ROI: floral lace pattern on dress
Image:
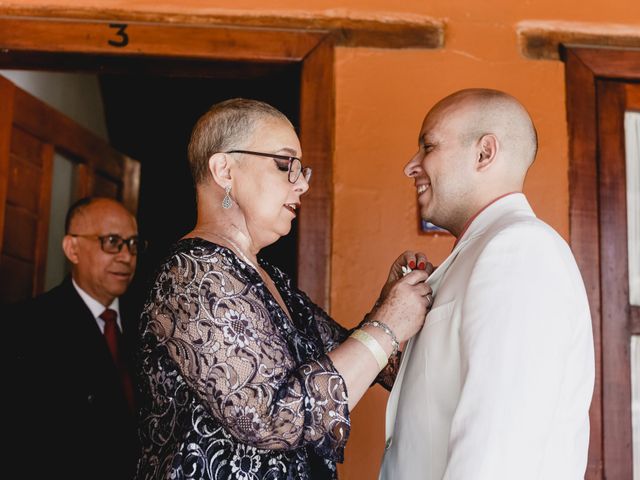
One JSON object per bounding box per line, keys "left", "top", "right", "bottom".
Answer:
{"left": 137, "top": 238, "right": 357, "bottom": 480}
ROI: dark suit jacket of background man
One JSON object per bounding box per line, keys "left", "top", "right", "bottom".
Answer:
{"left": 6, "top": 275, "right": 141, "bottom": 479}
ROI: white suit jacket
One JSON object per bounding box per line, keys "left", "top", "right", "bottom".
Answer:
{"left": 380, "top": 194, "right": 594, "bottom": 480}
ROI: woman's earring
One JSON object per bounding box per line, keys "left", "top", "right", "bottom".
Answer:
{"left": 222, "top": 185, "right": 233, "bottom": 209}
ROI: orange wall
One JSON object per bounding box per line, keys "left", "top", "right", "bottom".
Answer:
{"left": 331, "top": 6, "right": 636, "bottom": 480}
{"left": 333, "top": 46, "right": 569, "bottom": 480}
{"left": 8, "top": 1, "right": 640, "bottom": 478}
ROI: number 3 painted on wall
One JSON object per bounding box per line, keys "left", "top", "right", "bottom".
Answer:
{"left": 108, "top": 24, "right": 129, "bottom": 48}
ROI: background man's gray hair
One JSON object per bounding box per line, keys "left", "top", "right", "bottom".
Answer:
{"left": 187, "top": 98, "right": 291, "bottom": 186}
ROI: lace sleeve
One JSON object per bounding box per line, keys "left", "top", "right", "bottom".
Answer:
{"left": 146, "top": 253, "right": 349, "bottom": 459}
{"left": 310, "top": 303, "right": 350, "bottom": 353}
{"left": 375, "top": 350, "right": 401, "bottom": 391}
{"left": 300, "top": 290, "right": 400, "bottom": 391}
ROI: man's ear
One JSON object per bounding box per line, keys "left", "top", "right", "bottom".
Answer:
{"left": 476, "top": 134, "right": 498, "bottom": 171}
{"left": 62, "top": 235, "right": 79, "bottom": 264}
{"left": 207, "top": 152, "right": 233, "bottom": 189}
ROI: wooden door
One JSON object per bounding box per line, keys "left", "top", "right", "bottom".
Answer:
{"left": 597, "top": 81, "right": 640, "bottom": 480}
{"left": 564, "top": 46, "right": 640, "bottom": 479}
{"left": 0, "top": 75, "right": 140, "bottom": 303}
{"left": 0, "top": 15, "right": 335, "bottom": 310}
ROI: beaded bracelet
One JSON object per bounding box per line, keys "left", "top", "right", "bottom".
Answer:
{"left": 361, "top": 319, "right": 400, "bottom": 357}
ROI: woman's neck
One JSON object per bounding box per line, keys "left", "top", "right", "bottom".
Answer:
{"left": 189, "top": 220, "right": 292, "bottom": 321}
{"left": 188, "top": 222, "right": 259, "bottom": 269}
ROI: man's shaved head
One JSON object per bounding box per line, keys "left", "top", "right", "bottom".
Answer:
{"left": 429, "top": 88, "right": 538, "bottom": 174}
{"left": 405, "top": 88, "right": 539, "bottom": 236}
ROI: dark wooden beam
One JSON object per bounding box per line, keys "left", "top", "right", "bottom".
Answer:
{"left": 563, "top": 46, "right": 603, "bottom": 480}
{"left": 597, "top": 79, "right": 634, "bottom": 480}
{"left": 0, "top": 77, "right": 14, "bottom": 254}
{"left": 0, "top": 16, "right": 324, "bottom": 63}
{"left": 0, "top": 6, "right": 444, "bottom": 49}
{"left": 298, "top": 38, "right": 334, "bottom": 311}
{"left": 519, "top": 22, "right": 640, "bottom": 60}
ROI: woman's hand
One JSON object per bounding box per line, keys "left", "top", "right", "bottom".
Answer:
{"left": 377, "top": 251, "right": 434, "bottom": 313}
{"left": 327, "top": 254, "right": 433, "bottom": 410}
{"left": 371, "top": 268, "right": 432, "bottom": 343}
{"left": 327, "top": 251, "right": 434, "bottom": 411}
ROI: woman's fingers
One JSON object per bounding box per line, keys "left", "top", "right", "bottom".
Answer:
{"left": 400, "top": 272, "right": 434, "bottom": 308}
{"left": 426, "top": 292, "right": 434, "bottom": 309}
{"left": 414, "top": 252, "right": 428, "bottom": 271}
{"left": 392, "top": 250, "right": 417, "bottom": 272}
{"left": 413, "top": 253, "right": 434, "bottom": 273}
{"left": 413, "top": 283, "right": 433, "bottom": 307}
{"left": 388, "top": 251, "right": 433, "bottom": 283}
{"left": 398, "top": 251, "right": 432, "bottom": 273}
{"left": 401, "top": 269, "right": 430, "bottom": 285}
{"left": 403, "top": 251, "right": 418, "bottom": 270}
{"left": 414, "top": 282, "right": 432, "bottom": 296}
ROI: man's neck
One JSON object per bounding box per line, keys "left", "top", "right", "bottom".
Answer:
{"left": 453, "top": 191, "right": 521, "bottom": 247}
{"left": 72, "top": 277, "right": 118, "bottom": 314}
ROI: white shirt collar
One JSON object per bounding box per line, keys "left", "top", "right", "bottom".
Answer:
{"left": 457, "top": 193, "right": 535, "bottom": 245}
{"left": 427, "top": 193, "right": 535, "bottom": 296}
{"left": 72, "top": 278, "right": 122, "bottom": 332}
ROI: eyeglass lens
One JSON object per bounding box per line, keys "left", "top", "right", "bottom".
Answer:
{"left": 100, "top": 235, "right": 143, "bottom": 255}
{"left": 288, "top": 159, "right": 312, "bottom": 183}
{"left": 289, "top": 159, "right": 301, "bottom": 182}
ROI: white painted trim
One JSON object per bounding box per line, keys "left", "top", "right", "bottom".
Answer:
{"left": 625, "top": 112, "right": 640, "bottom": 307}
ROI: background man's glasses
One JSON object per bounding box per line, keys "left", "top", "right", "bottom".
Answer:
{"left": 69, "top": 234, "right": 147, "bottom": 255}
{"left": 226, "top": 150, "right": 312, "bottom": 184}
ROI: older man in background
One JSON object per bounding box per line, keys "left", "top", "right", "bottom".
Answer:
{"left": 7, "top": 197, "right": 143, "bottom": 480}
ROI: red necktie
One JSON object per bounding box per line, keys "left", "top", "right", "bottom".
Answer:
{"left": 100, "top": 308, "right": 135, "bottom": 413}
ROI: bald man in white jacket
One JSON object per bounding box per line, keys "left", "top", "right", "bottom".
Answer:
{"left": 380, "top": 89, "right": 594, "bottom": 480}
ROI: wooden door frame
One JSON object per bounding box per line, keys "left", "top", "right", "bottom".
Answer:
{"left": 563, "top": 45, "right": 640, "bottom": 479}
{"left": 0, "top": 15, "right": 335, "bottom": 310}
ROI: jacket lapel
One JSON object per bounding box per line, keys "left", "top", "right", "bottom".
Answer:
{"left": 384, "top": 235, "right": 474, "bottom": 440}
{"left": 384, "top": 194, "right": 536, "bottom": 441}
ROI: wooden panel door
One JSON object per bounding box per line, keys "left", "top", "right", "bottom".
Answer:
{"left": 564, "top": 46, "right": 640, "bottom": 479}
{"left": 0, "top": 15, "right": 335, "bottom": 310}
{"left": 597, "top": 81, "right": 640, "bottom": 480}
{"left": 0, "top": 75, "right": 140, "bottom": 303}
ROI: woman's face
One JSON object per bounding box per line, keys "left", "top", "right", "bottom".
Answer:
{"left": 232, "top": 117, "right": 309, "bottom": 248}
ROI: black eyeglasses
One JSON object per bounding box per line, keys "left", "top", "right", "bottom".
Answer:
{"left": 69, "top": 234, "right": 147, "bottom": 255}
{"left": 226, "top": 150, "right": 312, "bottom": 184}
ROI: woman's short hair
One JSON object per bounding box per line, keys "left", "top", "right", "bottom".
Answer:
{"left": 187, "top": 98, "right": 291, "bottom": 186}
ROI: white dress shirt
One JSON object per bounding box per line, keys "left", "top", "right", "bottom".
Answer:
{"left": 72, "top": 278, "right": 122, "bottom": 334}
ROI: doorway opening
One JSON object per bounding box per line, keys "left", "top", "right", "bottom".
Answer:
{"left": 0, "top": 16, "right": 334, "bottom": 308}
{"left": 100, "top": 65, "right": 301, "bottom": 300}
